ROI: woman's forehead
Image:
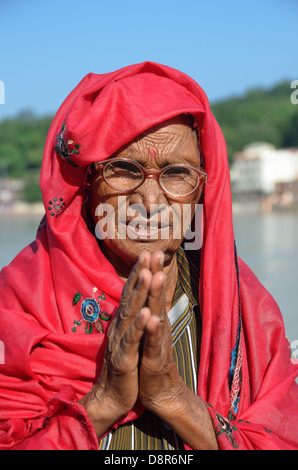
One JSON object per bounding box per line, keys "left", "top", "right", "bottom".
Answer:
{"left": 113, "top": 117, "right": 200, "bottom": 166}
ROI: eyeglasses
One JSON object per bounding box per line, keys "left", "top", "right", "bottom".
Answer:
{"left": 95, "top": 158, "right": 208, "bottom": 197}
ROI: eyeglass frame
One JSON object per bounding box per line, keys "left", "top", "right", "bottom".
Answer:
{"left": 94, "top": 157, "right": 208, "bottom": 198}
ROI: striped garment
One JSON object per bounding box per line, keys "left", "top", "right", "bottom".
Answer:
{"left": 99, "top": 247, "right": 201, "bottom": 450}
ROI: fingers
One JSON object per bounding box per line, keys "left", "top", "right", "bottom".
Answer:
{"left": 147, "top": 272, "right": 166, "bottom": 318}
{"left": 143, "top": 250, "right": 171, "bottom": 363}
{"left": 147, "top": 251, "right": 166, "bottom": 320}
{"left": 143, "top": 315, "right": 162, "bottom": 357}
{"left": 120, "top": 251, "right": 151, "bottom": 304}
{"left": 116, "top": 251, "right": 152, "bottom": 331}
{"left": 113, "top": 249, "right": 166, "bottom": 349}
{"left": 117, "top": 268, "right": 152, "bottom": 336}
{"left": 141, "top": 313, "right": 173, "bottom": 377}
{"left": 149, "top": 250, "right": 164, "bottom": 275}
{"left": 105, "top": 308, "right": 151, "bottom": 376}
{"left": 121, "top": 307, "right": 151, "bottom": 356}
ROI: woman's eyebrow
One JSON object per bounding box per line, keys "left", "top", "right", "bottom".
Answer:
{"left": 130, "top": 156, "right": 191, "bottom": 167}
{"left": 114, "top": 145, "right": 199, "bottom": 166}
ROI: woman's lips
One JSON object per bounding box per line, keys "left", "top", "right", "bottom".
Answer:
{"left": 124, "top": 221, "right": 170, "bottom": 240}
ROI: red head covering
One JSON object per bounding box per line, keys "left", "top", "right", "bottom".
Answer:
{"left": 0, "top": 62, "right": 297, "bottom": 450}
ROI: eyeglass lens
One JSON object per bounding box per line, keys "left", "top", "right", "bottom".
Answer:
{"left": 103, "top": 160, "right": 200, "bottom": 196}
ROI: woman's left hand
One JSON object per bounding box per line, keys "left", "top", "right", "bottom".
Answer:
{"left": 138, "top": 251, "right": 219, "bottom": 450}
{"left": 138, "top": 251, "right": 185, "bottom": 416}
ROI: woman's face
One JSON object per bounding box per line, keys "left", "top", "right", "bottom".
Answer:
{"left": 89, "top": 115, "right": 204, "bottom": 268}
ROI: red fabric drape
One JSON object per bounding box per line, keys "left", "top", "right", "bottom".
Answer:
{"left": 0, "top": 62, "right": 297, "bottom": 450}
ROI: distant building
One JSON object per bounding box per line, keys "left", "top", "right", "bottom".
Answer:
{"left": 230, "top": 143, "right": 298, "bottom": 207}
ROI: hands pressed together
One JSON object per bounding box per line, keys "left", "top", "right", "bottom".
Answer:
{"left": 79, "top": 251, "right": 218, "bottom": 450}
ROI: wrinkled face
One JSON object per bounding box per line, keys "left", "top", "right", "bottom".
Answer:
{"left": 89, "top": 115, "right": 204, "bottom": 267}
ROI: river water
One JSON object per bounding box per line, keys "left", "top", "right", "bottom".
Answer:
{"left": 233, "top": 211, "right": 298, "bottom": 347}
{"left": 0, "top": 210, "right": 297, "bottom": 345}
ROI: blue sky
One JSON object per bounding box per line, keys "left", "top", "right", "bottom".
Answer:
{"left": 0, "top": 0, "right": 297, "bottom": 119}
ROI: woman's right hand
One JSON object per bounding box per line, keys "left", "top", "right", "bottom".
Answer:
{"left": 79, "top": 251, "right": 153, "bottom": 438}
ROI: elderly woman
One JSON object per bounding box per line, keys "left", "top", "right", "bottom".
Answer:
{"left": 0, "top": 62, "right": 297, "bottom": 450}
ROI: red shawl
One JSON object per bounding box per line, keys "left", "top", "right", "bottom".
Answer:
{"left": 0, "top": 62, "right": 297, "bottom": 450}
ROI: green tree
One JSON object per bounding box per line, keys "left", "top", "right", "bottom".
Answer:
{"left": 282, "top": 110, "right": 298, "bottom": 147}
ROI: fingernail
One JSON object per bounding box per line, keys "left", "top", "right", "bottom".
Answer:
{"left": 159, "top": 253, "right": 164, "bottom": 266}
{"left": 139, "top": 253, "right": 144, "bottom": 264}
{"left": 139, "top": 308, "right": 145, "bottom": 318}
{"left": 140, "top": 307, "right": 150, "bottom": 319}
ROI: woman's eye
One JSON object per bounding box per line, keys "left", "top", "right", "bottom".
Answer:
{"left": 112, "top": 162, "right": 141, "bottom": 174}
{"left": 164, "top": 167, "right": 190, "bottom": 176}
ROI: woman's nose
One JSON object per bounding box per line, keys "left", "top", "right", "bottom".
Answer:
{"left": 130, "top": 177, "right": 166, "bottom": 215}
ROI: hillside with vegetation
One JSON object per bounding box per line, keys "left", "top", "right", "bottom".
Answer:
{"left": 0, "top": 111, "right": 52, "bottom": 202}
{"left": 0, "top": 81, "right": 297, "bottom": 202}
{"left": 211, "top": 81, "right": 298, "bottom": 164}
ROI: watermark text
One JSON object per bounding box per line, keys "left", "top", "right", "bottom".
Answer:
{"left": 290, "top": 80, "right": 298, "bottom": 104}
{"left": 94, "top": 197, "right": 204, "bottom": 250}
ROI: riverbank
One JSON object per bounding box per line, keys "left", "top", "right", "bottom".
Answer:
{"left": 0, "top": 202, "right": 44, "bottom": 216}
